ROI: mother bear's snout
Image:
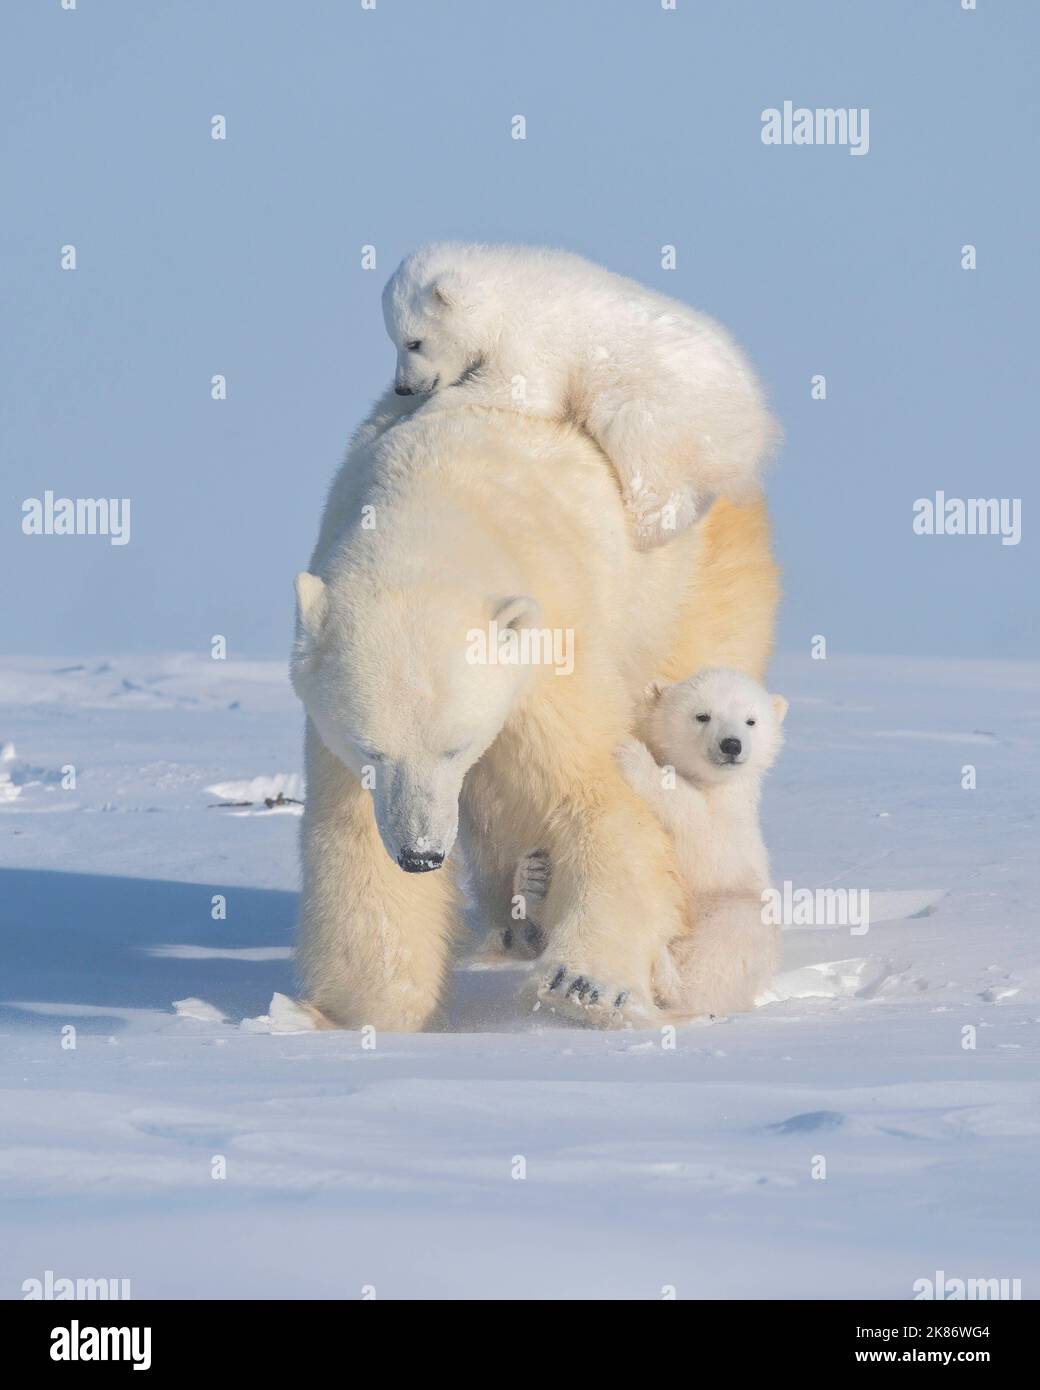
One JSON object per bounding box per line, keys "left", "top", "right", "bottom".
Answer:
{"left": 371, "top": 762, "right": 460, "bottom": 871}
{"left": 397, "top": 846, "right": 446, "bottom": 873}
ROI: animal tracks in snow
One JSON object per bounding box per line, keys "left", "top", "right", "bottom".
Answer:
{"left": 867, "top": 888, "right": 946, "bottom": 922}
{"left": 206, "top": 774, "right": 304, "bottom": 815}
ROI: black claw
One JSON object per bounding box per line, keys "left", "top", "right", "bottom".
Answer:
{"left": 549, "top": 966, "right": 566, "bottom": 992}
{"left": 614, "top": 991, "right": 628, "bottom": 1009}
{"left": 567, "top": 975, "right": 589, "bottom": 1001}
{"left": 588, "top": 987, "right": 600, "bottom": 1005}
{"left": 503, "top": 928, "right": 513, "bottom": 950}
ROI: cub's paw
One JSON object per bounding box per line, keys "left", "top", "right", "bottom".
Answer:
{"left": 614, "top": 733, "right": 653, "bottom": 767}
{"left": 533, "top": 963, "right": 650, "bottom": 1027}
{"left": 614, "top": 733, "right": 661, "bottom": 789}
{"left": 630, "top": 487, "right": 704, "bottom": 550}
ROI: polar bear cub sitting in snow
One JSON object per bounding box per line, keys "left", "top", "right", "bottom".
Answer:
{"left": 616, "top": 667, "right": 787, "bottom": 1017}
{"left": 382, "top": 243, "right": 777, "bottom": 548}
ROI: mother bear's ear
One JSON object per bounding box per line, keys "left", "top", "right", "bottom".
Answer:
{"left": 493, "top": 594, "right": 540, "bottom": 630}
{"left": 294, "top": 572, "right": 328, "bottom": 647}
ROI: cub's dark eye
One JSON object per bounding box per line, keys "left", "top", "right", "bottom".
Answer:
{"left": 696, "top": 714, "right": 711, "bottom": 723}
{"left": 406, "top": 340, "right": 422, "bottom": 351}
{"left": 746, "top": 718, "right": 756, "bottom": 726}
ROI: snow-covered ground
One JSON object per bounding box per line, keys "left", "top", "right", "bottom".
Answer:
{"left": 1, "top": 653, "right": 1037, "bottom": 1299}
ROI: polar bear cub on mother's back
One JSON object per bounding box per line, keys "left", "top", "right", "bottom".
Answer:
{"left": 616, "top": 667, "right": 788, "bottom": 1017}
{"left": 383, "top": 242, "right": 777, "bottom": 548}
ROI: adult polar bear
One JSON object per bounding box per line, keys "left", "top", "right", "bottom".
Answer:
{"left": 291, "top": 389, "right": 778, "bottom": 1030}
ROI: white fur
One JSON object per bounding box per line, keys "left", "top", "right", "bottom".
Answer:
{"left": 616, "top": 668, "right": 788, "bottom": 1017}
{"left": 290, "top": 391, "right": 779, "bottom": 1031}
{"left": 382, "top": 243, "right": 778, "bottom": 548}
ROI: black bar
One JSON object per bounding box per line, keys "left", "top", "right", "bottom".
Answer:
{"left": 3, "top": 1297, "right": 1032, "bottom": 1374}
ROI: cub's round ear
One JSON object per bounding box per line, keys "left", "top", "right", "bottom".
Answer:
{"left": 428, "top": 273, "right": 465, "bottom": 310}
{"left": 643, "top": 677, "right": 670, "bottom": 704}
{"left": 771, "top": 693, "right": 789, "bottom": 725}
{"left": 294, "top": 572, "right": 328, "bottom": 646}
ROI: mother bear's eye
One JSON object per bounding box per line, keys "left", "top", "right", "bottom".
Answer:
{"left": 406, "top": 340, "right": 422, "bottom": 352}
{"left": 696, "top": 714, "right": 711, "bottom": 723}
{"left": 746, "top": 718, "right": 756, "bottom": 726}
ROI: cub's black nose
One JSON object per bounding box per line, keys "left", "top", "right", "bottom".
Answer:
{"left": 397, "top": 847, "right": 444, "bottom": 872}
{"left": 394, "top": 385, "right": 414, "bottom": 396}
{"left": 720, "top": 737, "right": 742, "bottom": 757}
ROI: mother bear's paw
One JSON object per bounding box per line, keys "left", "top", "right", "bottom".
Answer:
{"left": 531, "top": 963, "right": 653, "bottom": 1028}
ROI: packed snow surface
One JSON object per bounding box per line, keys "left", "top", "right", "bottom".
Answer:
{"left": 1, "top": 653, "right": 1037, "bottom": 1299}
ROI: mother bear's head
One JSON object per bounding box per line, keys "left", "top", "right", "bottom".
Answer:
{"left": 290, "top": 567, "right": 541, "bottom": 872}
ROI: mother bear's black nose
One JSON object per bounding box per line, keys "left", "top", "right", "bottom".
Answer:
{"left": 720, "top": 737, "right": 742, "bottom": 757}
{"left": 397, "top": 847, "right": 445, "bottom": 872}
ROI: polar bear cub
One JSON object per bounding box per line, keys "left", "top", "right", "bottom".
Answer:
{"left": 382, "top": 243, "right": 777, "bottom": 548}
{"left": 616, "top": 667, "right": 787, "bottom": 1017}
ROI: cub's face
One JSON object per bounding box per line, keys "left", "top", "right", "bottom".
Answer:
{"left": 290, "top": 574, "right": 538, "bottom": 871}
{"left": 382, "top": 267, "right": 480, "bottom": 397}
{"left": 646, "top": 668, "right": 787, "bottom": 787}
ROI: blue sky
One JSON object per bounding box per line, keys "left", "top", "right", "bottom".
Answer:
{"left": 2, "top": 0, "right": 1036, "bottom": 658}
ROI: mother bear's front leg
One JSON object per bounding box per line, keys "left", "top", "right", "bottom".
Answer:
{"left": 297, "top": 724, "right": 461, "bottom": 1031}
{"left": 530, "top": 759, "right": 687, "bottom": 1026}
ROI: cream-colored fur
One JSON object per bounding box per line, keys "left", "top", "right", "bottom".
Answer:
{"left": 291, "top": 390, "right": 778, "bottom": 1030}
{"left": 617, "top": 669, "right": 787, "bottom": 1017}
{"left": 383, "top": 243, "right": 778, "bottom": 548}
